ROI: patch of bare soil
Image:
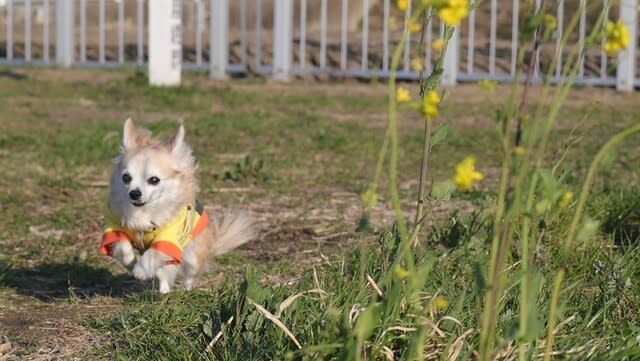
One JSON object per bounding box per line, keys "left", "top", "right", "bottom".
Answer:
{"left": 0, "top": 302, "right": 117, "bottom": 361}
{"left": 5, "top": 68, "right": 129, "bottom": 84}
{"left": 210, "top": 188, "right": 475, "bottom": 266}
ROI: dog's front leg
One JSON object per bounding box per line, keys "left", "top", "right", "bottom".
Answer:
{"left": 110, "top": 241, "right": 137, "bottom": 271}
{"left": 155, "top": 265, "right": 180, "bottom": 293}
{"left": 132, "top": 248, "right": 171, "bottom": 281}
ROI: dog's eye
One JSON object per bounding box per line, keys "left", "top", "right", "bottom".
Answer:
{"left": 147, "top": 176, "right": 160, "bottom": 185}
{"left": 122, "top": 173, "right": 132, "bottom": 184}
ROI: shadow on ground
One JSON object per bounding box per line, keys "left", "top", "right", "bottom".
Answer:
{"left": 0, "top": 262, "right": 143, "bottom": 301}
{"left": 600, "top": 190, "right": 640, "bottom": 249}
{"left": 0, "top": 70, "right": 28, "bottom": 80}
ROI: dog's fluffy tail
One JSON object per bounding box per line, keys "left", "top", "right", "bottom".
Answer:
{"left": 210, "top": 211, "right": 254, "bottom": 256}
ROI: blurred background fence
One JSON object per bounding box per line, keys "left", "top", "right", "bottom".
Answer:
{"left": 0, "top": 0, "right": 637, "bottom": 89}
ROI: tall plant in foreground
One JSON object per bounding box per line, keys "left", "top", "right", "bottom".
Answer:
{"left": 362, "top": 0, "right": 640, "bottom": 360}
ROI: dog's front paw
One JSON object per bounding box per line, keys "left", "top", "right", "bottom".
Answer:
{"left": 111, "top": 241, "right": 138, "bottom": 271}
{"left": 132, "top": 263, "right": 151, "bottom": 280}
{"left": 159, "top": 283, "right": 171, "bottom": 294}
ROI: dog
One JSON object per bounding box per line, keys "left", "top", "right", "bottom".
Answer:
{"left": 99, "top": 118, "right": 253, "bottom": 293}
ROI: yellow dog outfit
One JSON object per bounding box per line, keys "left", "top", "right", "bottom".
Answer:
{"left": 100, "top": 201, "right": 209, "bottom": 264}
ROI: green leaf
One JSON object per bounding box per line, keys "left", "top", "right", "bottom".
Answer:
{"left": 440, "top": 89, "right": 451, "bottom": 104}
{"left": 408, "top": 256, "right": 435, "bottom": 294}
{"left": 355, "top": 212, "right": 375, "bottom": 233}
{"left": 535, "top": 199, "right": 551, "bottom": 215}
{"left": 202, "top": 318, "right": 213, "bottom": 338}
{"left": 430, "top": 122, "right": 449, "bottom": 148}
{"left": 430, "top": 180, "right": 456, "bottom": 204}
{"left": 351, "top": 303, "right": 382, "bottom": 358}
{"left": 523, "top": 271, "right": 544, "bottom": 341}
{"left": 539, "top": 169, "right": 561, "bottom": 200}
{"left": 524, "top": 8, "right": 545, "bottom": 35}
{"left": 473, "top": 262, "right": 486, "bottom": 295}
{"left": 353, "top": 305, "right": 379, "bottom": 337}
{"left": 576, "top": 216, "right": 600, "bottom": 243}
{"left": 599, "top": 148, "right": 618, "bottom": 169}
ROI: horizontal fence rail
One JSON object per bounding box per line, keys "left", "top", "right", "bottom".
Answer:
{"left": 0, "top": 0, "right": 637, "bottom": 90}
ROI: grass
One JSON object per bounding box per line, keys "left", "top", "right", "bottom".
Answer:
{"left": 0, "top": 68, "right": 639, "bottom": 359}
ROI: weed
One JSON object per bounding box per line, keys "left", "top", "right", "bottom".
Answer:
{"left": 221, "top": 155, "right": 269, "bottom": 184}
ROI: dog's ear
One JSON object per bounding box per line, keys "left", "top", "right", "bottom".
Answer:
{"left": 168, "top": 122, "right": 185, "bottom": 154}
{"left": 167, "top": 122, "right": 196, "bottom": 173}
{"left": 122, "top": 118, "right": 138, "bottom": 150}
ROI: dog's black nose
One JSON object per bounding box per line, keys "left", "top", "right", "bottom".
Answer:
{"left": 129, "top": 189, "right": 142, "bottom": 201}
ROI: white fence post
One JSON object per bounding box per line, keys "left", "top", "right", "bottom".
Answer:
{"left": 616, "top": 0, "right": 637, "bottom": 91}
{"left": 441, "top": 26, "right": 459, "bottom": 86}
{"left": 209, "top": 0, "right": 229, "bottom": 79}
{"left": 273, "top": 0, "right": 293, "bottom": 82}
{"left": 149, "top": 0, "right": 182, "bottom": 86}
{"left": 55, "top": 0, "right": 73, "bottom": 66}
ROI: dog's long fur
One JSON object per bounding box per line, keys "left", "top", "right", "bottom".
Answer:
{"left": 106, "top": 119, "right": 254, "bottom": 293}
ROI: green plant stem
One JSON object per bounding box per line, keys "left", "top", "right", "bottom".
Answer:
{"left": 543, "top": 268, "right": 565, "bottom": 361}
{"left": 408, "top": 25, "right": 454, "bottom": 246}
{"left": 564, "top": 123, "right": 640, "bottom": 254}
{"left": 518, "top": 4, "right": 613, "bottom": 359}
{"left": 523, "top": 3, "right": 608, "bottom": 235}
{"left": 478, "top": 122, "right": 512, "bottom": 361}
{"left": 384, "top": 25, "right": 422, "bottom": 283}
{"left": 412, "top": 115, "right": 433, "bottom": 243}
{"left": 544, "top": 123, "right": 640, "bottom": 359}
{"left": 532, "top": 1, "right": 606, "bottom": 129}
{"left": 521, "top": 1, "right": 597, "bottom": 215}
{"left": 372, "top": 126, "right": 391, "bottom": 195}
{"left": 370, "top": 10, "right": 432, "bottom": 217}
{"left": 388, "top": 33, "right": 409, "bottom": 242}
{"left": 514, "top": 12, "right": 542, "bottom": 147}
{"left": 484, "top": 3, "right": 591, "bottom": 355}
{"left": 516, "top": 5, "right": 588, "bottom": 359}
{"left": 479, "top": 44, "right": 526, "bottom": 361}
{"left": 383, "top": 19, "right": 454, "bottom": 282}
{"left": 386, "top": 6, "right": 432, "bottom": 244}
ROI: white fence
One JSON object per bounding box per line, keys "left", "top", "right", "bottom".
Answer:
{"left": 0, "top": 0, "right": 637, "bottom": 90}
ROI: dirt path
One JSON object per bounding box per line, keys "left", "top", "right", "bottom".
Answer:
{"left": 0, "top": 302, "right": 117, "bottom": 361}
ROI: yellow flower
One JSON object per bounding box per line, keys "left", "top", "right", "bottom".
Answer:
{"left": 558, "top": 191, "right": 574, "bottom": 209}
{"left": 604, "top": 20, "right": 630, "bottom": 55}
{"left": 477, "top": 79, "right": 497, "bottom": 92}
{"left": 454, "top": 156, "right": 484, "bottom": 190}
{"left": 438, "top": 0, "right": 469, "bottom": 26}
{"left": 431, "top": 38, "right": 444, "bottom": 52}
{"left": 397, "top": 0, "right": 408, "bottom": 11}
{"left": 421, "top": 90, "right": 441, "bottom": 118}
{"left": 408, "top": 19, "right": 422, "bottom": 33}
{"left": 394, "top": 265, "right": 410, "bottom": 279}
{"left": 411, "top": 57, "right": 424, "bottom": 72}
{"left": 360, "top": 188, "right": 378, "bottom": 208}
{"left": 433, "top": 295, "right": 449, "bottom": 310}
{"left": 543, "top": 14, "right": 557, "bottom": 30}
{"left": 388, "top": 16, "right": 399, "bottom": 31}
{"left": 396, "top": 87, "right": 412, "bottom": 103}
{"left": 423, "top": 104, "right": 438, "bottom": 118}
{"left": 426, "top": 90, "right": 441, "bottom": 104}
{"left": 513, "top": 146, "right": 525, "bottom": 156}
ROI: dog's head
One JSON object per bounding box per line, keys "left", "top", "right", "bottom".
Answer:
{"left": 108, "top": 118, "right": 198, "bottom": 230}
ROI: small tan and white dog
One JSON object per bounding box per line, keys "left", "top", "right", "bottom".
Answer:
{"left": 99, "top": 119, "right": 253, "bottom": 293}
